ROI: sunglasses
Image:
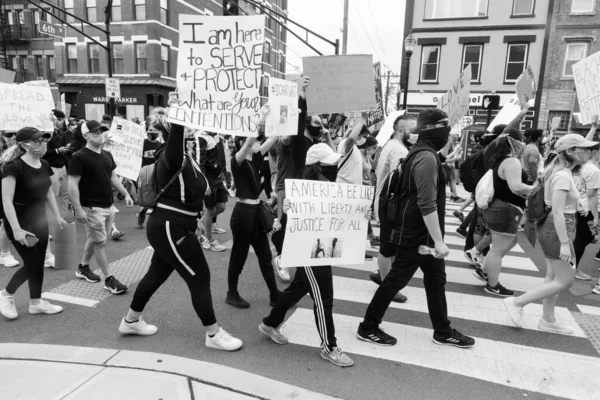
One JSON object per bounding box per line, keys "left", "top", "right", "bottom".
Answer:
{"left": 29, "top": 138, "right": 50, "bottom": 144}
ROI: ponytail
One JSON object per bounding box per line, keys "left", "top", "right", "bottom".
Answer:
{"left": 0, "top": 144, "right": 26, "bottom": 172}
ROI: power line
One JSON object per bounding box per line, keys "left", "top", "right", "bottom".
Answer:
{"left": 365, "top": 0, "right": 390, "bottom": 66}
{"left": 351, "top": 0, "right": 383, "bottom": 62}
{"left": 349, "top": 22, "right": 363, "bottom": 53}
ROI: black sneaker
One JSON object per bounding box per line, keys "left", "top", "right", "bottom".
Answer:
{"left": 484, "top": 282, "right": 514, "bottom": 297}
{"left": 472, "top": 268, "right": 488, "bottom": 284}
{"left": 365, "top": 253, "right": 374, "bottom": 260}
{"left": 136, "top": 212, "right": 146, "bottom": 228}
{"left": 456, "top": 227, "right": 467, "bottom": 238}
{"left": 369, "top": 271, "right": 382, "bottom": 285}
{"left": 226, "top": 292, "right": 250, "bottom": 309}
{"left": 356, "top": 324, "right": 397, "bottom": 346}
{"left": 453, "top": 210, "right": 464, "bottom": 222}
{"left": 75, "top": 265, "right": 101, "bottom": 283}
{"left": 432, "top": 329, "right": 475, "bottom": 349}
{"left": 104, "top": 276, "right": 127, "bottom": 294}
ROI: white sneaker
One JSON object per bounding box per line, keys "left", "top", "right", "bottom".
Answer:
{"left": 503, "top": 297, "right": 523, "bottom": 328}
{"left": 44, "top": 252, "right": 55, "bottom": 268}
{"left": 205, "top": 327, "right": 243, "bottom": 351}
{"left": 593, "top": 283, "right": 600, "bottom": 295}
{"left": 202, "top": 237, "right": 226, "bottom": 252}
{"left": 29, "top": 299, "right": 63, "bottom": 315}
{"left": 464, "top": 248, "right": 483, "bottom": 268}
{"left": 119, "top": 317, "right": 158, "bottom": 336}
{"left": 575, "top": 270, "right": 592, "bottom": 281}
{"left": 273, "top": 256, "right": 290, "bottom": 282}
{"left": 538, "top": 318, "right": 573, "bottom": 335}
{"left": 0, "top": 252, "right": 19, "bottom": 268}
{"left": 0, "top": 293, "right": 17, "bottom": 319}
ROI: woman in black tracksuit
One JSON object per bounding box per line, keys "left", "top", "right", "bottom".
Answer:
{"left": 118, "top": 106, "right": 242, "bottom": 352}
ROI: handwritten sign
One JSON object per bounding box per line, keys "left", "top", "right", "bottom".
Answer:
{"left": 0, "top": 82, "right": 54, "bottom": 132}
{"left": 265, "top": 77, "right": 298, "bottom": 136}
{"left": 572, "top": 51, "right": 600, "bottom": 125}
{"left": 168, "top": 15, "right": 265, "bottom": 137}
{"left": 366, "top": 62, "right": 385, "bottom": 127}
{"left": 327, "top": 113, "right": 348, "bottom": 135}
{"left": 437, "top": 64, "right": 471, "bottom": 129}
{"left": 302, "top": 55, "right": 375, "bottom": 114}
{"left": 104, "top": 117, "right": 145, "bottom": 181}
{"left": 280, "top": 179, "right": 374, "bottom": 268}
{"left": 515, "top": 65, "right": 536, "bottom": 103}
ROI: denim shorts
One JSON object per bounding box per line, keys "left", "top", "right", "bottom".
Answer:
{"left": 475, "top": 208, "right": 490, "bottom": 237}
{"left": 537, "top": 213, "right": 576, "bottom": 260}
{"left": 483, "top": 199, "right": 523, "bottom": 236}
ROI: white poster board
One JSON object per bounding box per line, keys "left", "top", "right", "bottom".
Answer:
{"left": 168, "top": 15, "right": 265, "bottom": 137}
{"left": 104, "top": 117, "right": 145, "bottom": 181}
{"left": 515, "top": 66, "right": 536, "bottom": 103}
{"left": 437, "top": 64, "right": 471, "bottom": 129}
{"left": 375, "top": 110, "right": 406, "bottom": 146}
{"left": 488, "top": 95, "right": 533, "bottom": 132}
{"left": 572, "top": 51, "right": 600, "bottom": 125}
{"left": 280, "top": 179, "right": 374, "bottom": 268}
{"left": 0, "top": 68, "right": 16, "bottom": 83}
{"left": 0, "top": 82, "right": 54, "bottom": 132}
{"left": 265, "top": 77, "right": 299, "bottom": 136}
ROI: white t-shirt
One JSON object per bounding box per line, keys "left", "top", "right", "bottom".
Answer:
{"left": 336, "top": 139, "right": 363, "bottom": 185}
{"left": 545, "top": 170, "right": 579, "bottom": 214}
{"left": 572, "top": 161, "right": 600, "bottom": 212}
{"left": 374, "top": 139, "right": 409, "bottom": 216}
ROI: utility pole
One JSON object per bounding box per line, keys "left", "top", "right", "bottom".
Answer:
{"left": 385, "top": 70, "right": 391, "bottom": 112}
{"left": 342, "top": 0, "right": 349, "bottom": 54}
{"left": 105, "top": 0, "right": 114, "bottom": 117}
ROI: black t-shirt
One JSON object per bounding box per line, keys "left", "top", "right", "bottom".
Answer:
{"left": 68, "top": 147, "right": 116, "bottom": 208}
{"left": 275, "top": 135, "right": 317, "bottom": 192}
{"left": 142, "top": 139, "right": 161, "bottom": 167}
{"left": 232, "top": 151, "right": 263, "bottom": 200}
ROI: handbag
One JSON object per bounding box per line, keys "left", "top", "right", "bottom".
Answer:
{"left": 257, "top": 201, "right": 275, "bottom": 234}
{"left": 475, "top": 169, "right": 494, "bottom": 210}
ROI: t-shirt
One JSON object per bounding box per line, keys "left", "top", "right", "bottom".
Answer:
{"left": 545, "top": 170, "right": 579, "bottom": 214}
{"left": 142, "top": 139, "right": 161, "bottom": 167}
{"left": 336, "top": 139, "right": 363, "bottom": 185}
{"left": 69, "top": 147, "right": 117, "bottom": 208}
{"left": 523, "top": 143, "right": 541, "bottom": 183}
{"left": 375, "top": 139, "right": 409, "bottom": 203}
{"left": 276, "top": 135, "right": 317, "bottom": 192}
{"left": 231, "top": 151, "right": 263, "bottom": 200}
{"left": 572, "top": 161, "right": 600, "bottom": 212}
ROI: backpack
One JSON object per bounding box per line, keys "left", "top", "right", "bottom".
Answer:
{"left": 526, "top": 178, "right": 550, "bottom": 224}
{"left": 459, "top": 150, "right": 485, "bottom": 193}
{"left": 137, "top": 158, "right": 187, "bottom": 209}
{"left": 475, "top": 169, "right": 494, "bottom": 210}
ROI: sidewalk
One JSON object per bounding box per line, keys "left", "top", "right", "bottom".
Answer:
{"left": 0, "top": 343, "right": 339, "bottom": 400}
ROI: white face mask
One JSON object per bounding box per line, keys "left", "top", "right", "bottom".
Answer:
{"left": 408, "top": 134, "right": 418, "bottom": 144}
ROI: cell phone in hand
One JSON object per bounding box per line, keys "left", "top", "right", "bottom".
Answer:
{"left": 25, "top": 234, "right": 39, "bottom": 247}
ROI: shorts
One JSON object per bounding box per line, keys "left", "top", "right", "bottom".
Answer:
{"left": 483, "top": 199, "right": 523, "bottom": 235}
{"left": 377, "top": 198, "right": 396, "bottom": 258}
{"left": 474, "top": 208, "right": 490, "bottom": 237}
{"left": 537, "top": 213, "right": 576, "bottom": 260}
{"left": 204, "top": 182, "right": 228, "bottom": 208}
{"left": 83, "top": 207, "right": 115, "bottom": 243}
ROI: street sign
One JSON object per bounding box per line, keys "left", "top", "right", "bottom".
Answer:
{"left": 105, "top": 78, "right": 121, "bottom": 99}
{"left": 38, "top": 21, "right": 65, "bottom": 38}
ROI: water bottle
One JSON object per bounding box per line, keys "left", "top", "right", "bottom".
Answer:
{"left": 418, "top": 245, "right": 437, "bottom": 256}
{"left": 269, "top": 218, "right": 279, "bottom": 236}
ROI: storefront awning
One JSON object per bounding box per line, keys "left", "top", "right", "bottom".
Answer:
{"left": 56, "top": 77, "right": 176, "bottom": 89}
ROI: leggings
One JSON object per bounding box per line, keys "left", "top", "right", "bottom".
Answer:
{"left": 574, "top": 212, "right": 594, "bottom": 267}
{"left": 261, "top": 159, "right": 272, "bottom": 199}
{"left": 130, "top": 210, "right": 217, "bottom": 326}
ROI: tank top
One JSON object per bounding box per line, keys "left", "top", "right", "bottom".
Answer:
{"left": 492, "top": 157, "right": 527, "bottom": 209}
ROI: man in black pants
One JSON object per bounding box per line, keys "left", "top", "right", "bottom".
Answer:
{"left": 356, "top": 109, "right": 475, "bottom": 349}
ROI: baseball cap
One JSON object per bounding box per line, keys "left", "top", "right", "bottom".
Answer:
{"left": 306, "top": 143, "right": 342, "bottom": 165}
{"left": 15, "top": 127, "right": 51, "bottom": 143}
{"left": 554, "top": 134, "right": 598, "bottom": 153}
{"left": 415, "top": 109, "right": 448, "bottom": 132}
{"left": 81, "top": 120, "right": 110, "bottom": 135}
{"left": 52, "top": 109, "right": 66, "bottom": 119}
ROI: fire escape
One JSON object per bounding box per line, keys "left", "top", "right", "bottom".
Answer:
{"left": 0, "top": 0, "right": 33, "bottom": 81}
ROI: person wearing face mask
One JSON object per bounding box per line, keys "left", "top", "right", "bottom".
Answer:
{"left": 504, "top": 134, "right": 598, "bottom": 335}
{"left": 356, "top": 109, "right": 475, "bottom": 349}
{"left": 136, "top": 124, "right": 163, "bottom": 228}
{"left": 0, "top": 127, "right": 67, "bottom": 320}
{"left": 358, "top": 136, "right": 378, "bottom": 186}
{"left": 0, "top": 132, "right": 21, "bottom": 269}
{"left": 336, "top": 117, "right": 369, "bottom": 186}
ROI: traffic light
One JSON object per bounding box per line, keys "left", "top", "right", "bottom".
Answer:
{"left": 223, "top": 0, "right": 239, "bottom": 15}
{"left": 482, "top": 94, "right": 500, "bottom": 110}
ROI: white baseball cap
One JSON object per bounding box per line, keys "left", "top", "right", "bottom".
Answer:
{"left": 554, "top": 134, "right": 598, "bottom": 152}
{"left": 306, "top": 143, "right": 342, "bottom": 165}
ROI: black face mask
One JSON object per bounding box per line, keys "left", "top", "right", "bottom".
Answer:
{"left": 307, "top": 125, "right": 322, "bottom": 137}
{"left": 418, "top": 127, "right": 450, "bottom": 151}
{"left": 321, "top": 165, "right": 338, "bottom": 182}
{"left": 148, "top": 133, "right": 159, "bottom": 140}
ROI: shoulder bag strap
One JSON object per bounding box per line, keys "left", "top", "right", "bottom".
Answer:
{"left": 338, "top": 146, "right": 354, "bottom": 171}
{"left": 156, "top": 157, "right": 187, "bottom": 199}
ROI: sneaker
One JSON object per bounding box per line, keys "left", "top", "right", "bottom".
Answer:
{"left": 205, "top": 327, "right": 243, "bottom": 351}
{"left": 0, "top": 252, "right": 19, "bottom": 268}
{"left": 464, "top": 248, "right": 483, "bottom": 268}
{"left": 365, "top": 253, "right": 373, "bottom": 260}
{"left": 592, "top": 283, "right": 600, "bottom": 295}
{"left": 104, "top": 276, "right": 127, "bottom": 295}
{"left": 0, "top": 294, "right": 17, "bottom": 319}
{"left": 484, "top": 282, "right": 514, "bottom": 297}
{"left": 538, "top": 318, "right": 573, "bottom": 335}
{"left": 110, "top": 227, "right": 125, "bottom": 240}
{"left": 575, "top": 270, "right": 592, "bottom": 281}
{"left": 28, "top": 299, "right": 63, "bottom": 315}
{"left": 75, "top": 265, "right": 101, "bottom": 283}
{"left": 595, "top": 250, "right": 600, "bottom": 261}
{"left": 136, "top": 212, "right": 146, "bottom": 228}
{"left": 44, "top": 252, "right": 55, "bottom": 268}
{"left": 503, "top": 297, "right": 524, "bottom": 328}
{"left": 226, "top": 292, "right": 250, "bottom": 309}
{"left": 211, "top": 226, "right": 226, "bottom": 234}
{"left": 259, "top": 323, "right": 288, "bottom": 344}
{"left": 320, "top": 347, "right": 354, "bottom": 367}
{"left": 456, "top": 227, "right": 467, "bottom": 238}
{"left": 432, "top": 329, "right": 475, "bottom": 348}
{"left": 202, "top": 237, "right": 226, "bottom": 252}
{"left": 392, "top": 292, "right": 408, "bottom": 303}
{"left": 119, "top": 317, "right": 158, "bottom": 336}
{"left": 356, "top": 324, "right": 397, "bottom": 346}
{"left": 273, "top": 256, "right": 290, "bottom": 282}
{"left": 369, "top": 271, "right": 382, "bottom": 285}
{"left": 472, "top": 268, "right": 488, "bottom": 284}
{"left": 451, "top": 196, "right": 465, "bottom": 203}
{"left": 453, "top": 210, "right": 464, "bottom": 222}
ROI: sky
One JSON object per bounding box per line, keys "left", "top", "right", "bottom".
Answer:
{"left": 286, "top": 0, "right": 405, "bottom": 76}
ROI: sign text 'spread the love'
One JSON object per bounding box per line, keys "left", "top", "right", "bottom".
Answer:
{"left": 572, "top": 51, "right": 600, "bottom": 125}
{"left": 280, "top": 179, "right": 374, "bottom": 268}
{"left": 437, "top": 64, "right": 471, "bottom": 129}
{"left": 104, "top": 117, "right": 145, "bottom": 181}
{"left": 0, "top": 82, "right": 55, "bottom": 132}
{"left": 168, "top": 15, "right": 265, "bottom": 137}
{"left": 265, "top": 77, "right": 299, "bottom": 136}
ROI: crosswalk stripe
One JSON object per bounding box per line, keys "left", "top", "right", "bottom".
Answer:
{"left": 283, "top": 309, "right": 600, "bottom": 400}
{"left": 577, "top": 304, "right": 600, "bottom": 316}
{"left": 446, "top": 249, "right": 537, "bottom": 272}
{"left": 444, "top": 234, "right": 525, "bottom": 254}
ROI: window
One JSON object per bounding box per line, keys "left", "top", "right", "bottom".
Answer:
{"left": 462, "top": 44, "right": 482, "bottom": 82}
{"left": 420, "top": 45, "right": 441, "bottom": 82}
{"left": 112, "top": 43, "right": 124, "bottom": 74}
{"left": 43, "top": 9, "right": 53, "bottom": 23}
{"left": 161, "top": 45, "right": 169, "bottom": 75}
{"left": 266, "top": 15, "right": 273, "bottom": 30}
{"left": 47, "top": 55, "right": 56, "bottom": 82}
{"left": 16, "top": 10, "right": 24, "bottom": 25}
{"left": 425, "top": 0, "right": 488, "bottom": 19}
{"left": 112, "top": 0, "right": 122, "bottom": 22}
{"left": 261, "top": 75, "right": 270, "bottom": 97}
{"left": 504, "top": 43, "right": 528, "bottom": 82}
{"left": 6, "top": 11, "right": 13, "bottom": 26}
{"left": 513, "top": 0, "right": 535, "bottom": 15}
{"left": 280, "top": 54, "right": 285, "bottom": 74}
{"left": 9, "top": 56, "right": 17, "bottom": 71}
{"left": 35, "top": 56, "right": 44, "bottom": 78}
{"left": 134, "top": 0, "right": 146, "bottom": 21}
{"left": 571, "top": 0, "right": 595, "bottom": 13}
{"left": 548, "top": 111, "right": 570, "bottom": 131}
{"left": 563, "top": 42, "right": 588, "bottom": 77}
{"left": 89, "top": 44, "right": 101, "bottom": 73}
{"left": 160, "top": 0, "right": 168, "bottom": 24}
{"left": 277, "top": 53, "right": 282, "bottom": 72}
{"left": 135, "top": 42, "right": 147, "bottom": 73}
{"left": 65, "top": 0, "right": 75, "bottom": 23}
{"left": 263, "top": 41, "right": 271, "bottom": 63}
{"left": 86, "top": 0, "right": 97, "bottom": 22}
{"left": 32, "top": 10, "right": 41, "bottom": 37}
{"left": 66, "top": 43, "right": 78, "bottom": 73}
{"left": 19, "top": 56, "right": 27, "bottom": 75}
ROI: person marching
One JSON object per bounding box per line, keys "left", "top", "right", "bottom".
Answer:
{"left": 136, "top": 123, "right": 163, "bottom": 228}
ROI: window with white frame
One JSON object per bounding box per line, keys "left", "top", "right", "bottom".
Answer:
{"left": 420, "top": 45, "right": 441, "bottom": 82}
{"left": 571, "top": 0, "right": 595, "bottom": 13}
{"left": 462, "top": 44, "right": 482, "bottom": 82}
{"left": 135, "top": 42, "right": 147, "bottom": 73}
{"left": 160, "top": 0, "right": 168, "bottom": 24}
{"left": 112, "top": 43, "right": 124, "bottom": 74}
{"left": 425, "top": 0, "right": 488, "bottom": 19}
{"left": 263, "top": 41, "right": 271, "bottom": 63}
{"left": 135, "top": 0, "right": 146, "bottom": 21}
{"left": 66, "top": 43, "right": 77, "bottom": 73}
{"left": 87, "top": 0, "right": 97, "bottom": 22}
{"left": 513, "top": 0, "right": 535, "bottom": 15}
{"left": 563, "top": 42, "right": 588, "bottom": 77}
{"left": 504, "top": 43, "right": 528, "bottom": 82}
{"left": 112, "top": 0, "right": 122, "bottom": 22}
{"left": 548, "top": 111, "right": 571, "bottom": 131}
{"left": 65, "top": 0, "right": 75, "bottom": 23}
{"left": 88, "top": 44, "right": 101, "bottom": 73}
{"left": 161, "top": 45, "right": 170, "bottom": 75}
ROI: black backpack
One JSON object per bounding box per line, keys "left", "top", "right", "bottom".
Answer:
{"left": 459, "top": 149, "right": 485, "bottom": 193}
{"left": 526, "top": 178, "right": 551, "bottom": 224}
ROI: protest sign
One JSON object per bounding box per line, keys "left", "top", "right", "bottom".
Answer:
{"left": 515, "top": 66, "right": 536, "bottom": 103}
{"left": 0, "top": 82, "right": 54, "bottom": 132}
{"left": 280, "top": 179, "right": 374, "bottom": 268}
{"left": 437, "top": 64, "right": 471, "bottom": 129}
{"left": 302, "top": 55, "right": 375, "bottom": 115}
{"left": 572, "top": 51, "right": 600, "bottom": 125}
{"left": 168, "top": 14, "right": 265, "bottom": 137}
{"left": 265, "top": 77, "right": 299, "bottom": 136}
{"left": 0, "top": 68, "right": 15, "bottom": 83}
{"left": 104, "top": 117, "right": 145, "bottom": 181}
{"left": 327, "top": 113, "right": 348, "bottom": 135}
{"left": 488, "top": 95, "right": 533, "bottom": 131}
{"left": 366, "top": 62, "right": 385, "bottom": 127}
{"left": 375, "top": 110, "right": 406, "bottom": 145}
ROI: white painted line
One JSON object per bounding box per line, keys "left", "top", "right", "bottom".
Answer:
{"left": 42, "top": 292, "right": 99, "bottom": 308}
{"left": 447, "top": 249, "right": 536, "bottom": 272}
{"left": 444, "top": 235, "right": 525, "bottom": 254}
{"left": 284, "top": 309, "right": 600, "bottom": 400}
{"left": 332, "top": 276, "right": 586, "bottom": 337}
{"left": 577, "top": 304, "right": 600, "bottom": 316}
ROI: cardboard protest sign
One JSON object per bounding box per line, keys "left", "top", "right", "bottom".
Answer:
{"left": 302, "top": 55, "right": 375, "bottom": 114}
{"left": 280, "top": 179, "right": 374, "bottom": 268}
{"left": 437, "top": 64, "right": 471, "bottom": 129}
{"left": 366, "top": 62, "right": 385, "bottom": 127}
{"left": 515, "top": 66, "right": 536, "bottom": 103}
{"left": 572, "top": 51, "right": 600, "bottom": 125}
{"left": 0, "top": 82, "right": 54, "bottom": 132}
{"left": 168, "top": 15, "right": 265, "bottom": 137}
{"left": 0, "top": 68, "right": 15, "bottom": 83}
{"left": 104, "top": 117, "right": 145, "bottom": 181}
{"left": 265, "top": 77, "right": 299, "bottom": 136}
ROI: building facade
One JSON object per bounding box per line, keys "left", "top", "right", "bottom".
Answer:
{"left": 0, "top": 0, "right": 288, "bottom": 120}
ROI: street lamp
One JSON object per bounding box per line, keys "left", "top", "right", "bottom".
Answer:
{"left": 401, "top": 33, "right": 417, "bottom": 111}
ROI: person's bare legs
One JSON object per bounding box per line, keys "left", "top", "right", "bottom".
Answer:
{"left": 485, "top": 233, "right": 517, "bottom": 286}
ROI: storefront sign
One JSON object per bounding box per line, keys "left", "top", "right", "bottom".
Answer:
{"left": 0, "top": 82, "right": 54, "bottom": 132}
{"left": 407, "top": 92, "right": 513, "bottom": 108}
{"left": 265, "top": 77, "right": 299, "bottom": 137}
{"left": 91, "top": 96, "right": 140, "bottom": 104}
{"left": 104, "top": 117, "right": 145, "bottom": 181}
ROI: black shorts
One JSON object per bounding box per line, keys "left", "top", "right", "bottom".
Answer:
{"left": 378, "top": 201, "right": 396, "bottom": 258}
{"left": 204, "top": 182, "right": 228, "bottom": 208}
